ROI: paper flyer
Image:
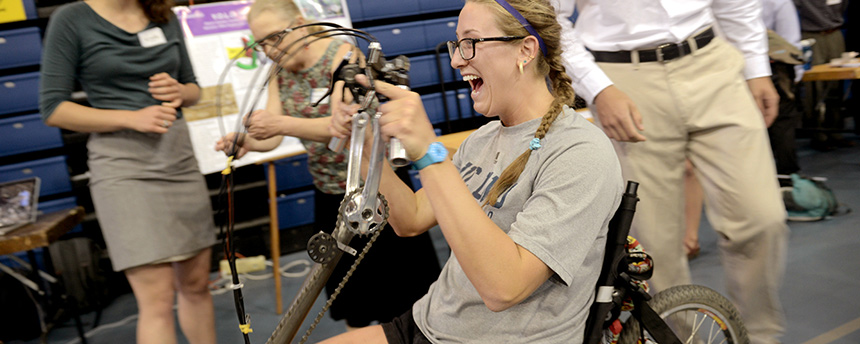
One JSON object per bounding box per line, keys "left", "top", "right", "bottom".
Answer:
{"left": 0, "top": 0, "right": 27, "bottom": 23}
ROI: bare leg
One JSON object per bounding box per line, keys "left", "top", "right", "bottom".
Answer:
{"left": 174, "top": 248, "right": 216, "bottom": 344}
{"left": 319, "top": 324, "right": 388, "bottom": 344}
{"left": 125, "top": 263, "right": 178, "bottom": 344}
{"left": 684, "top": 159, "right": 703, "bottom": 259}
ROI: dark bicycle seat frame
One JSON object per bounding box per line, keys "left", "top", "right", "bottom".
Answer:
{"left": 583, "top": 181, "right": 681, "bottom": 344}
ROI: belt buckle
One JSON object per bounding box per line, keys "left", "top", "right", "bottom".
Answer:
{"left": 655, "top": 43, "right": 672, "bottom": 62}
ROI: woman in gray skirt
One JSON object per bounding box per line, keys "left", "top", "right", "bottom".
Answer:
{"left": 39, "top": 0, "right": 216, "bottom": 343}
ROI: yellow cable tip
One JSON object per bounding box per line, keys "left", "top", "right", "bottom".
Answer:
{"left": 222, "top": 156, "right": 235, "bottom": 175}
{"left": 239, "top": 323, "right": 253, "bottom": 334}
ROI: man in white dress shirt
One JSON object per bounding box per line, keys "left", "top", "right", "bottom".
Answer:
{"left": 555, "top": 1, "right": 789, "bottom": 343}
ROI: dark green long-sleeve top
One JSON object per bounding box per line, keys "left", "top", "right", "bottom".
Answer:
{"left": 39, "top": 2, "right": 197, "bottom": 120}
{"left": 37, "top": 3, "right": 215, "bottom": 272}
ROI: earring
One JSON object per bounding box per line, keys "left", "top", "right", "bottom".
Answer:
{"left": 518, "top": 60, "right": 524, "bottom": 74}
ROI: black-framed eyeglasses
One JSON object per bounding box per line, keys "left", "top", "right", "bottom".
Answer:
{"left": 252, "top": 31, "right": 287, "bottom": 53}
{"left": 446, "top": 36, "right": 526, "bottom": 60}
{"left": 252, "top": 20, "right": 298, "bottom": 53}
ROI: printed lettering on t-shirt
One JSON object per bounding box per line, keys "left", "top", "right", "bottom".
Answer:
{"left": 459, "top": 162, "right": 482, "bottom": 183}
{"left": 491, "top": 184, "right": 515, "bottom": 208}
{"left": 459, "top": 161, "right": 516, "bottom": 209}
{"left": 471, "top": 173, "right": 498, "bottom": 201}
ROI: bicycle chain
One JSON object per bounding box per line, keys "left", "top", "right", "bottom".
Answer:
{"left": 299, "top": 226, "right": 382, "bottom": 343}
{"left": 266, "top": 188, "right": 389, "bottom": 344}
{"left": 299, "top": 188, "right": 388, "bottom": 343}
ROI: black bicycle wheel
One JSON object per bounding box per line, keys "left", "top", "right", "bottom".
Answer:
{"left": 617, "top": 284, "right": 749, "bottom": 344}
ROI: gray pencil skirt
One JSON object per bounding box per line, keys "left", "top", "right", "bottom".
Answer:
{"left": 87, "top": 119, "right": 216, "bottom": 271}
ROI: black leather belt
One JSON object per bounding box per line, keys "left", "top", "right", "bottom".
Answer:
{"left": 591, "top": 27, "right": 715, "bottom": 63}
{"left": 805, "top": 26, "right": 842, "bottom": 35}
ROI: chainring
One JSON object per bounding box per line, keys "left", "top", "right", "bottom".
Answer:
{"left": 339, "top": 187, "right": 389, "bottom": 236}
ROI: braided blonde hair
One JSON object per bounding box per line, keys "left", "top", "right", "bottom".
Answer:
{"left": 469, "top": 0, "right": 577, "bottom": 206}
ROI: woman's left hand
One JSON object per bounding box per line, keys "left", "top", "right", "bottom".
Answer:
{"left": 354, "top": 74, "right": 436, "bottom": 160}
{"left": 149, "top": 72, "right": 183, "bottom": 108}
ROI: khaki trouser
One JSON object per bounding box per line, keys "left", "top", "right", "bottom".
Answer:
{"left": 594, "top": 37, "right": 789, "bottom": 344}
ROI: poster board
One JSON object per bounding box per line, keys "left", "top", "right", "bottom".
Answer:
{"left": 172, "top": 0, "right": 353, "bottom": 174}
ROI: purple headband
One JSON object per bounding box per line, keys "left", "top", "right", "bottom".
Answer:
{"left": 493, "top": 0, "right": 548, "bottom": 56}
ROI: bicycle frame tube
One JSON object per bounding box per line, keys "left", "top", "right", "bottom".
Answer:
{"left": 267, "top": 93, "right": 390, "bottom": 344}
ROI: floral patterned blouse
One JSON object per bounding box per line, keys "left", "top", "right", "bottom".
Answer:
{"left": 278, "top": 41, "right": 348, "bottom": 194}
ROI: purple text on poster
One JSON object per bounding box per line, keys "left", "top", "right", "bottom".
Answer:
{"left": 173, "top": 1, "right": 252, "bottom": 38}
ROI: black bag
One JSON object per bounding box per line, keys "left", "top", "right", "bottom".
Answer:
{"left": 0, "top": 269, "right": 43, "bottom": 341}
{"left": 48, "top": 237, "right": 111, "bottom": 312}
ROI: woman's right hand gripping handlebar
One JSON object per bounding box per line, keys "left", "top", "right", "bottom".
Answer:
{"left": 328, "top": 74, "right": 436, "bottom": 161}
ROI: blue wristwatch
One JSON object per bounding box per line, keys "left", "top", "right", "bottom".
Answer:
{"left": 412, "top": 142, "right": 447, "bottom": 170}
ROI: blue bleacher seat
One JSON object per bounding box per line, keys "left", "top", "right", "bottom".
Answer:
{"left": 0, "top": 113, "right": 63, "bottom": 157}
{"left": 0, "top": 156, "right": 72, "bottom": 196}
{"left": 418, "top": 0, "right": 463, "bottom": 14}
{"left": 360, "top": 0, "right": 420, "bottom": 21}
{"left": 0, "top": 72, "right": 40, "bottom": 115}
{"left": 0, "top": 27, "right": 42, "bottom": 69}
{"left": 409, "top": 54, "right": 459, "bottom": 88}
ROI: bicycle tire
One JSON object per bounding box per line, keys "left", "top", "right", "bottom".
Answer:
{"left": 617, "top": 284, "right": 749, "bottom": 344}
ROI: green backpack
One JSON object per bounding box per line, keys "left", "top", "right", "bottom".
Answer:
{"left": 782, "top": 174, "right": 839, "bottom": 221}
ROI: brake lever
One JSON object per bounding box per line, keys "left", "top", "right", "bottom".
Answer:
{"left": 312, "top": 51, "right": 354, "bottom": 107}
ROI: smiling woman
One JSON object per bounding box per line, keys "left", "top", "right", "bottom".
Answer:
{"left": 321, "top": 0, "right": 624, "bottom": 343}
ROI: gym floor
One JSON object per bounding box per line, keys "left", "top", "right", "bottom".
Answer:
{"left": 12, "top": 134, "right": 860, "bottom": 344}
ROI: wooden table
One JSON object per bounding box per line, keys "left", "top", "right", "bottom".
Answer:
{"left": 438, "top": 129, "right": 476, "bottom": 155}
{"left": 0, "top": 206, "right": 85, "bottom": 255}
{"left": 801, "top": 64, "right": 860, "bottom": 82}
{"left": 799, "top": 64, "right": 860, "bottom": 136}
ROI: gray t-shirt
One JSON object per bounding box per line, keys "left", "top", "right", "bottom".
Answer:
{"left": 413, "top": 106, "right": 623, "bottom": 343}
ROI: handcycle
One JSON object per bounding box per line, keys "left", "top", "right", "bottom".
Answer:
{"left": 582, "top": 181, "right": 750, "bottom": 344}
{"left": 218, "top": 22, "right": 749, "bottom": 344}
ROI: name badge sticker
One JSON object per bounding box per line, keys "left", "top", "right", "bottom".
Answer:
{"left": 138, "top": 27, "right": 168, "bottom": 48}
